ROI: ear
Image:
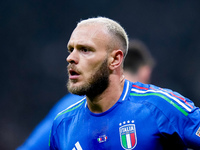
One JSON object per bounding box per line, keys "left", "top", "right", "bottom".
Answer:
{"left": 108, "top": 50, "right": 124, "bottom": 70}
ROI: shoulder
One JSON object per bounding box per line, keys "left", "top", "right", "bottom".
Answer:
{"left": 128, "top": 82, "right": 200, "bottom": 148}
{"left": 55, "top": 97, "right": 86, "bottom": 120}
{"left": 47, "top": 94, "right": 85, "bottom": 119}
{"left": 129, "top": 81, "right": 195, "bottom": 117}
{"left": 52, "top": 97, "right": 86, "bottom": 131}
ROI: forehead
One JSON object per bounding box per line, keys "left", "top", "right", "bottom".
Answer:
{"left": 68, "top": 24, "right": 111, "bottom": 48}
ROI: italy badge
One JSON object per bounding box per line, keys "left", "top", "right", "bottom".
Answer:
{"left": 119, "top": 121, "right": 137, "bottom": 150}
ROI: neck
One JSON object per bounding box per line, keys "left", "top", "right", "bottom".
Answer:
{"left": 86, "top": 74, "right": 125, "bottom": 113}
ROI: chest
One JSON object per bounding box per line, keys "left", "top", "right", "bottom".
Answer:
{"left": 56, "top": 103, "right": 164, "bottom": 150}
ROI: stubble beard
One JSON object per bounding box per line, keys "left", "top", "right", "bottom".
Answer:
{"left": 67, "top": 58, "right": 110, "bottom": 98}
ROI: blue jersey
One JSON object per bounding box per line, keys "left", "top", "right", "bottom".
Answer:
{"left": 17, "top": 94, "right": 83, "bottom": 150}
{"left": 50, "top": 80, "right": 200, "bottom": 150}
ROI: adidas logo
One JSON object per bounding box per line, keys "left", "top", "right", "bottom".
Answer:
{"left": 72, "top": 141, "right": 83, "bottom": 150}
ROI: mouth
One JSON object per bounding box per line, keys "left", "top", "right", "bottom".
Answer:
{"left": 68, "top": 68, "right": 80, "bottom": 80}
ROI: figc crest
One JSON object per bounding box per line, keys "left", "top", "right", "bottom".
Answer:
{"left": 119, "top": 121, "right": 137, "bottom": 150}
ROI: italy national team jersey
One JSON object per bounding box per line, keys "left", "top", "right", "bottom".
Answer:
{"left": 50, "top": 80, "right": 200, "bottom": 150}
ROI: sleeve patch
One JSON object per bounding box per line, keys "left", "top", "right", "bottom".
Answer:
{"left": 196, "top": 126, "right": 200, "bottom": 137}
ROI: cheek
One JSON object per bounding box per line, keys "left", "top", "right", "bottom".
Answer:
{"left": 79, "top": 53, "right": 108, "bottom": 76}
{"left": 82, "top": 58, "right": 102, "bottom": 71}
{"left": 80, "top": 61, "right": 98, "bottom": 78}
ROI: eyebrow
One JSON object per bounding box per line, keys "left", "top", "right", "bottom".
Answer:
{"left": 68, "top": 43, "right": 95, "bottom": 51}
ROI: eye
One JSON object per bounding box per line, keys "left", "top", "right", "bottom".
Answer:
{"left": 68, "top": 47, "right": 74, "bottom": 53}
{"left": 80, "top": 47, "right": 90, "bottom": 53}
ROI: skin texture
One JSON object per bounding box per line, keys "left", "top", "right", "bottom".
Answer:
{"left": 66, "top": 24, "right": 125, "bottom": 113}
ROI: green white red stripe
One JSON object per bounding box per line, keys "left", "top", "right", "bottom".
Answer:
{"left": 130, "top": 86, "right": 192, "bottom": 116}
{"left": 54, "top": 98, "right": 85, "bottom": 120}
{"left": 132, "top": 84, "right": 193, "bottom": 109}
{"left": 121, "top": 132, "right": 136, "bottom": 149}
{"left": 119, "top": 124, "right": 137, "bottom": 149}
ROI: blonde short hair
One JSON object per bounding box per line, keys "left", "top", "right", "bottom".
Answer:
{"left": 77, "top": 17, "right": 129, "bottom": 59}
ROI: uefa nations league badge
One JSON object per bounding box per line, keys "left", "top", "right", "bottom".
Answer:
{"left": 119, "top": 120, "right": 137, "bottom": 150}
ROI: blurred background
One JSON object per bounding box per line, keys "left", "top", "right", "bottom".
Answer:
{"left": 1, "top": 1, "right": 200, "bottom": 149}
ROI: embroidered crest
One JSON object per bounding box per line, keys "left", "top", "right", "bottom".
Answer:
{"left": 119, "top": 120, "right": 137, "bottom": 150}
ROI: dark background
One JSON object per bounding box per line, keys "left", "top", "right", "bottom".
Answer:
{"left": 1, "top": 1, "right": 200, "bottom": 149}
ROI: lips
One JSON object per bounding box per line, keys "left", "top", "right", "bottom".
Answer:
{"left": 68, "top": 66, "right": 80, "bottom": 80}
{"left": 69, "top": 70, "right": 78, "bottom": 75}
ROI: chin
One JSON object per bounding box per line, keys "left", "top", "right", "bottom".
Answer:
{"left": 67, "top": 82, "right": 86, "bottom": 95}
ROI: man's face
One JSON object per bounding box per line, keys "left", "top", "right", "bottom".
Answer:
{"left": 66, "top": 24, "right": 111, "bottom": 96}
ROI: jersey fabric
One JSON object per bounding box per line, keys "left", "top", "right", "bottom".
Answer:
{"left": 17, "top": 94, "right": 83, "bottom": 150}
{"left": 50, "top": 80, "right": 200, "bottom": 150}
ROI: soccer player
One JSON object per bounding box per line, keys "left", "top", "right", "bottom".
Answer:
{"left": 49, "top": 17, "right": 200, "bottom": 149}
{"left": 16, "top": 39, "right": 155, "bottom": 150}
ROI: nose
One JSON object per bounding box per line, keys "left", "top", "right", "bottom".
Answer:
{"left": 66, "top": 49, "right": 78, "bottom": 64}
